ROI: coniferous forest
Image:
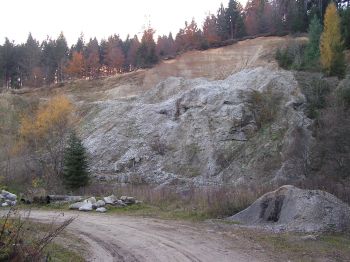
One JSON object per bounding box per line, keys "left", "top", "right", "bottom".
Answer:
{"left": 0, "top": 0, "right": 349, "bottom": 88}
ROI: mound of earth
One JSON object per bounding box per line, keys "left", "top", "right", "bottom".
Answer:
{"left": 228, "top": 185, "right": 350, "bottom": 232}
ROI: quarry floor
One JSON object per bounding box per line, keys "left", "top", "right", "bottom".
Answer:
{"left": 27, "top": 210, "right": 267, "bottom": 262}
{"left": 22, "top": 210, "right": 350, "bottom": 262}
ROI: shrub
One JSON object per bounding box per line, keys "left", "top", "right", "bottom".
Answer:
{"left": 275, "top": 41, "right": 307, "bottom": 70}
{"left": 0, "top": 208, "right": 74, "bottom": 261}
{"left": 301, "top": 77, "right": 330, "bottom": 119}
{"left": 337, "top": 84, "right": 350, "bottom": 109}
{"left": 245, "top": 88, "right": 283, "bottom": 129}
{"left": 275, "top": 47, "right": 294, "bottom": 69}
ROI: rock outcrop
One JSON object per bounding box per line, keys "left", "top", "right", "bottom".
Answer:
{"left": 82, "top": 67, "right": 312, "bottom": 187}
{"left": 228, "top": 185, "right": 350, "bottom": 232}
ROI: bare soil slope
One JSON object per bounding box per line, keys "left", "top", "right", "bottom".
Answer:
{"left": 10, "top": 36, "right": 301, "bottom": 102}
{"left": 142, "top": 36, "right": 303, "bottom": 90}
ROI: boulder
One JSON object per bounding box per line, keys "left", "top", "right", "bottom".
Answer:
{"left": 1, "top": 203, "right": 8, "bottom": 207}
{"left": 96, "top": 207, "right": 107, "bottom": 213}
{"left": 1, "top": 190, "right": 17, "bottom": 201}
{"left": 69, "top": 202, "right": 85, "bottom": 210}
{"left": 120, "top": 196, "right": 136, "bottom": 205}
{"left": 120, "top": 196, "right": 127, "bottom": 201}
{"left": 85, "top": 197, "right": 97, "bottom": 204}
{"left": 124, "top": 197, "right": 136, "bottom": 205}
{"left": 94, "top": 200, "right": 106, "bottom": 208}
{"left": 79, "top": 202, "right": 93, "bottom": 211}
{"left": 228, "top": 185, "right": 350, "bottom": 232}
{"left": 5, "top": 200, "right": 17, "bottom": 206}
{"left": 103, "top": 195, "right": 118, "bottom": 205}
{"left": 114, "top": 200, "right": 127, "bottom": 207}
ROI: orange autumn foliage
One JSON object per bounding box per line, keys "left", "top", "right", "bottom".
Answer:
{"left": 20, "top": 95, "right": 74, "bottom": 140}
{"left": 320, "top": 2, "right": 345, "bottom": 77}
{"left": 65, "top": 51, "right": 85, "bottom": 78}
{"left": 19, "top": 95, "right": 75, "bottom": 175}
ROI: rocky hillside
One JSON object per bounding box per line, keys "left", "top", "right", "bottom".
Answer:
{"left": 82, "top": 67, "right": 311, "bottom": 187}
{"left": 1, "top": 36, "right": 315, "bottom": 188}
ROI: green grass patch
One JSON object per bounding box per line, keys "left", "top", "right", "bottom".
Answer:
{"left": 45, "top": 243, "right": 84, "bottom": 262}
{"left": 253, "top": 232, "right": 350, "bottom": 261}
{"left": 107, "top": 203, "right": 210, "bottom": 222}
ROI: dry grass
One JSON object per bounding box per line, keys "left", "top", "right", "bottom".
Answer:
{"left": 84, "top": 182, "right": 274, "bottom": 219}
{"left": 0, "top": 208, "right": 79, "bottom": 261}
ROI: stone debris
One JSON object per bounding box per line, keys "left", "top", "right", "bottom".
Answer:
{"left": 228, "top": 185, "right": 350, "bottom": 233}
{"left": 96, "top": 207, "right": 107, "bottom": 213}
{"left": 0, "top": 190, "right": 17, "bottom": 207}
{"left": 69, "top": 194, "right": 140, "bottom": 213}
{"left": 93, "top": 200, "right": 106, "bottom": 209}
{"left": 79, "top": 201, "right": 93, "bottom": 212}
{"left": 69, "top": 202, "right": 85, "bottom": 210}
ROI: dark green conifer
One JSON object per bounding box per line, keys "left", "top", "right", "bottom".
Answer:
{"left": 63, "top": 132, "right": 89, "bottom": 190}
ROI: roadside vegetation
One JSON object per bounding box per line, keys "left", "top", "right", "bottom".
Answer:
{"left": 235, "top": 228, "right": 350, "bottom": 261}
{"left": 0, "top": 208, "right": 83, "bottom": 262}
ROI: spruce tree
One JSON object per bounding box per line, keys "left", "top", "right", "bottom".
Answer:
{"left": 320, "top": 3, "right": 346, "bottom": 78}
{"left": 340, "top": 7, "right": 350, "bottom": 49}
{"left": 306, "top": 15, "right": 322, "bottom": 65}
{"left": 63, "top": 132, "right": 89, "bottom": 190}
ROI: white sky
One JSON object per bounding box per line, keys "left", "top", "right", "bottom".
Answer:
{"left": 1, "top": 0, "right": 248, "bottom": 46}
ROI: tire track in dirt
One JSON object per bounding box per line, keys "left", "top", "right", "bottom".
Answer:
{"left": 18, "top": 210, "right": 270, "bottom": 262}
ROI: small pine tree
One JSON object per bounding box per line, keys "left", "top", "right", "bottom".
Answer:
{"left": 63, "top": 132, "right": 89, "bottom": 190}
{"left": 340, "top": 7, "right": 350, "bottom": 49}
{"left": 320, "top": 3, "right": 346, "bottom": 78}
{"left": 306, "top": 15, "right": 322, "bottom": 65}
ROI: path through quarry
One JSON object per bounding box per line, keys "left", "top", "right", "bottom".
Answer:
{"left": 26, "top": 210, "right": 269, "bottom": 262}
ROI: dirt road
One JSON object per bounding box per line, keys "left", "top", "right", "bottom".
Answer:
{"left": 27, "top": 210, "right": 269, "bottom": 262}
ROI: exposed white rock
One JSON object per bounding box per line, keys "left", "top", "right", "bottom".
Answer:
{"left": 104, "top": 195, "right": 118, "bottom": 205}
{"left": 82, "top": 68, "right": 311, "bottom": 186}
{"left": 93, "top": 200, "right": 106, "bottom": 208}
{"left": 69, "top": 202, "right": 85, "bottom": 210}
{"left": 114, "top": 200, "right": 127, "bottom": 207}
{"left": 96, "top": 207, "right": 107, "bottom": 213}
{"left": 79, "top": 202, "right": 93, "bottom": 211}
{"left": 85, "top": 197, "right": 97, "bottom": 204}
{"left": 1, "top": 190, "right": 17, "bottom": 201}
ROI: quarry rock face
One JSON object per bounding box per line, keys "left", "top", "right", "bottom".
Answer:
{"left": 82, "top": 67, "right": 312, "bottom": 186}
{"left": 228, "top": 185, "right": 350, "bottom": 232}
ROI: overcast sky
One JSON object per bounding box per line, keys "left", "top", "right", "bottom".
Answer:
{"left": 1, "top": 0, "right": 248, "bottom": 46}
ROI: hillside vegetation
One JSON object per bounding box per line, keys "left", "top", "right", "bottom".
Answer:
{"left": 1, "top": 34, "right": 349, "bottom": 211}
